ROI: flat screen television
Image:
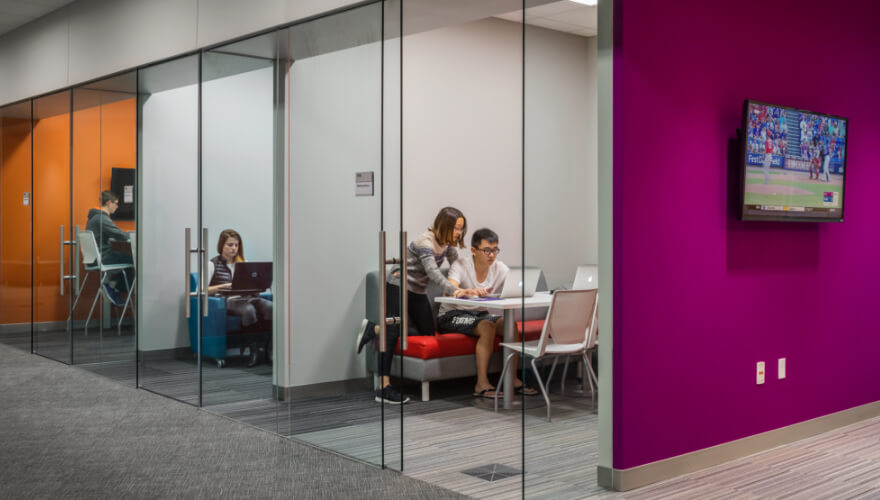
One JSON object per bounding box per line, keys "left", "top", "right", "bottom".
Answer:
{"left": 109, "top": 167, "right": 136, "bottom": 221}
{"left": 739, "top": 100, "right": 848, "bottom": 222}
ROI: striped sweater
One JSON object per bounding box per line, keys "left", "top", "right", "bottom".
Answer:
{"left": 402, "top": 230, "right": 459, "bottom": 295}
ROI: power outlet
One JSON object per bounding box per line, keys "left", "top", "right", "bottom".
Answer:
{"left": 778, "top": 358, "right": 786, "bottom": 379}
{"left": 756, "top": 361, "right": 766, "bottom": 385}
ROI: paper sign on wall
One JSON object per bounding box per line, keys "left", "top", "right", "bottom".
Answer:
{"left": 356, "top": 172, "right": 374, "bottom": 197}
{"left": 124, "top": 185, "right": 134, "bottom": 203}
{"left": 22, "top": 192, "right": 30, "bottom": 206}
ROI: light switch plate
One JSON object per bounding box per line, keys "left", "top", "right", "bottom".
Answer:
{"left": 778, "top": 358, "right": 786, "bottom": 379}
{"left": 757, "top": 361, "right": 765, "bottom": 385}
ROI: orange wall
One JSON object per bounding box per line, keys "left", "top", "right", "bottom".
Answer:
{"left": 33, "top": 102, "right": 72, "bottom": 324}
{"left": 6, "top": 93, "right": 136, "bottom": 325}
{"left": 0, "top": 116, "right": 33, "bottom": 324}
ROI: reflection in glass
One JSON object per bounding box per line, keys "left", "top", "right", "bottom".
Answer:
{"left": 0, "top": 101, "right": 33, "bottom": 352}
{"left": 280, "top": 1, "right": 387, "bottom": 468}
{"left": 32, "top": 91, "right": 72, "bottom": 363}
{"left": 199, "top": 31, "right": 278, "bottom": 418}
{"left": 137, "top": 55, "right": 201, "bottom": 404}
{"left": 71, "top": 72, "right": 138, "bottom": 382}
{"left": 523, "top": 0, "right": 600, "bottom": 497}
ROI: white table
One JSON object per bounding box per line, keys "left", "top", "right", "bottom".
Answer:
{"left": 435, "top": 292, "right": 552, "bottom": 409}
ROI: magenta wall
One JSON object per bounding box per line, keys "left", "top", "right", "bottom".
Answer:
{"left": 613, "top": 0, "right": 880, "bottom": 469}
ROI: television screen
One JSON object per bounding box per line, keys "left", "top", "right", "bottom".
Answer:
{"left": 109, "top": 167, "right": 136, "bottom": 221}
{"left": 740, "top": 100, "right": 848, "bottom": 222}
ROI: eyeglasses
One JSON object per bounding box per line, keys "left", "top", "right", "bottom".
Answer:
{"left": 475, "top": 247, "right": 500, "bottom": 256}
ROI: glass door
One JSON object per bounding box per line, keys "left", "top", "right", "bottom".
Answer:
{"left": 70, "top": 72, "right": 138, "bottom": 381}
{"left": 137, "top": 55, "right": 201, "bottom": 404}
{"left": 277, "top": 1, "right": 398, "bottom": 468}
{"left": 0, "top": 101, "right": 33, "bottom": 352}
{"left": 198, "top": 30, "right": 281, "bottom": 425}
{"left": 32, "top": 90, "right": 72, "bottom": 363}
{"left": 523, "top": 0, "right": 601, "bottom": 497}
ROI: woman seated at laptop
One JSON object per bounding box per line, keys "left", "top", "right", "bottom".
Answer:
{"left": 207, "top": 229, "right": 272, "bottom": 367}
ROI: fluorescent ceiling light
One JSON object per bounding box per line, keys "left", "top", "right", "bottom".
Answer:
{"left": 570, "top": 0, "right": 598, "bottom": 5}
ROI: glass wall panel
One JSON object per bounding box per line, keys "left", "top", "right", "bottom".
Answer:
{"left": 524, "top": 1, "right": 600, "bottom": 497}
{"left": 199, "top": 31, "right": 280, "bottom": 421}
{"left": 280, "top": 2, "right": 389, "bottom": 467}
{"left": 0, "top": 101, "right": 33, "bottom": 352}
{"left": 71, "top": 72, "right": 138, "bottom": 381}
{"left": 32, "top": 91, "right": 72, "bottom": 363}
{"left": 137, "top": 55, "right": 201, "bottom": 404}
{"left": 395, "top": 0, "right": 526, "bottom": 495}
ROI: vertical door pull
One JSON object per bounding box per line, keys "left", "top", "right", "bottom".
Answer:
{"left": 378, "top": 231, "right": 387, "bottom": 352}
{"left": 400, "top": 231, "right": 408, "bottom": 351}
{"left": 60, "top": 225, "right": 65, "bottom": 296}
{"left": 202, "top": 228, "right": 209, "bottom": 317}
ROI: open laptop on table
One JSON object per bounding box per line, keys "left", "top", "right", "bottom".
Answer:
{"left": 485, "top": 268, "right": 541, "bottom": 299}
{"left": 220, "top": 262, "right": 273, "bottom": 296}
{"left": 572, "top": 265, "right": 598, "bottom": 290}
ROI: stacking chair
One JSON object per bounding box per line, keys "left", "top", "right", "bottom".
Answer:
{"left": 494, "top": 289, "right": 599, "bottom": 422}
{"left": 77, "top": 230, "right": 135, "bottom": 337}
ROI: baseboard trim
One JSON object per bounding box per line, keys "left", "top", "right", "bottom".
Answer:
{"left": 273, "top": 378, "right": 371, "bottom": 401}
{"left": 598, "top": 399, "right": 880, "bottom": 491}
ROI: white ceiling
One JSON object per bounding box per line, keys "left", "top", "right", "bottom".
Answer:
{"left": 495, "top": 1, "right": 597, "bottom": 37}
{"left": 0, "top": 0, "right": 75, "bottom": 37}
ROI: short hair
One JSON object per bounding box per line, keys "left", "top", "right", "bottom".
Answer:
{"left": 101, "top": 191, "right": 119, "bottom": 206}
{"left": 471, "top": 228, "right": 498, "bottom": 248}
{"left": 216, "top": 229, "right": 245, "bottom": 263}
{"left": 431, "top": 206, "right": 466, "bottom": 248}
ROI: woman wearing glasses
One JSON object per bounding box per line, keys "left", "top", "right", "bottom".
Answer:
{"left": 355, "top": 206, "right": 478, "bottom": 404}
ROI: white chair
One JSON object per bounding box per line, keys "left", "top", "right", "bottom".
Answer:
{"left": 77, "top": 230, "right": 135, "bottom": 336}
{"left": 494, "top": 288, "right": 599, "bottom": 422}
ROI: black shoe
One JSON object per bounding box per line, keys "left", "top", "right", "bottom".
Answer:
{"left": 356, "top": 319, "right": 377, "bottom": 354}
{"left": 375, "top": 386, "right": 410, "bottom": 404}
{"left": 246, "top": 344, "right": 259, "bottom": 368}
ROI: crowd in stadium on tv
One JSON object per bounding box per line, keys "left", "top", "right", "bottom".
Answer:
{"left": 746, "top": 104, "right": 788, "bottom": 156}
{"left": 799, "top": 114, "right": 845, "bottom": 162}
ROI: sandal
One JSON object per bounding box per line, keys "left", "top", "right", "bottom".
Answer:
{"left": 473, "top": 387, "right": 502, "bottom": 399}
{"left": 514, "top": 385, "right": 539, "bottom": 396}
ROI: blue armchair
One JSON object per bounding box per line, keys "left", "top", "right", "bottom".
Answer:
{"left": 187, "top": 273, "right": 272, "bottom": 368}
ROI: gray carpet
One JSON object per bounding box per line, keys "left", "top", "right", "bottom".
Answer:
{"left": 0, "top": 343, "right": 468, "bottom": 499}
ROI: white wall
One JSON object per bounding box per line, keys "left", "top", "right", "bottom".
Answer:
{"left": 287, "top": 17, "right": 596, "bottom": 386}
{"left": 400, "top": 18, "right": 597, "bottom": 289}
{"left": 525, "top": 26, "right": 598, "bottom": 289}
{"left": 201, "top": 54, "right": 275, "bottom": 263}
{"left": 139, "top": 73, "right": 199, "bottom": 351}
{"left": 288, "top": 41, "right": 383, "bottom": 386}
{"left": 0, "top": 0, "right": 356, "bottom": 106}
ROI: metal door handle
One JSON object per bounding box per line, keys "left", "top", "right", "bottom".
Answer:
{"left": 59, "top": 225, "right": 76, "bottom": 296}
{"left": 73, "top": 225, "right": 81, "bottom": 295}
{"left": 202, "top": 228, "right": 209, "bottom": 317}
{"left": 378, "top": 232, "right": 387, "bottom": 352}
{"left": 185, "top": 228, "right": 200, "bottom": 318}
{"left": 400, "top": 231, "right": 408, "bottom": 350}
{"left": 60, "top": 225, "right": 65, "bottom": 296}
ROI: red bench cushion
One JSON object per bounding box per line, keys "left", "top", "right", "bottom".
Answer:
{"left": 395, "top": 320, "right": 545, "bottom": 360}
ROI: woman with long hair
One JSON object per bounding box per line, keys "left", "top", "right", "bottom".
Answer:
{"left": 356, "top": 207, "right": 483, "bottom": 404}
{"left": 208, "top": 229, "right": 273, "bottom": 367}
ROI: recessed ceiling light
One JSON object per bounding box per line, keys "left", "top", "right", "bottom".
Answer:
{"left": 569, "top": 0, "right": 598, "bottom": 6}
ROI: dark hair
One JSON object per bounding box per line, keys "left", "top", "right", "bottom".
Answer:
{"left": 471, "top": 228, "right": 498, "bottom": 248}
{"left": 100, "top": 191, "right": 119, "bottom": 206}
{"left": 217, "top": 229, "right": 245, "bottom": 263}
{"left": 431, "top": 206, "right": 466, "bottom": 248}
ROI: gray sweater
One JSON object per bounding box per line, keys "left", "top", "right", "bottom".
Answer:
{"left": 401, "top": 230, "right": 459, "bottom": 296}
{"left": 85, "top": 208, "right": 129, "bottom": 259}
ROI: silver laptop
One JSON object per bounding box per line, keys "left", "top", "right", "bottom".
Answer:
{"left": 490, "top": 268, "right": 541, "bottom": 299}
{"left": 572, "top": 265, "right": 599, "bottom": 290}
